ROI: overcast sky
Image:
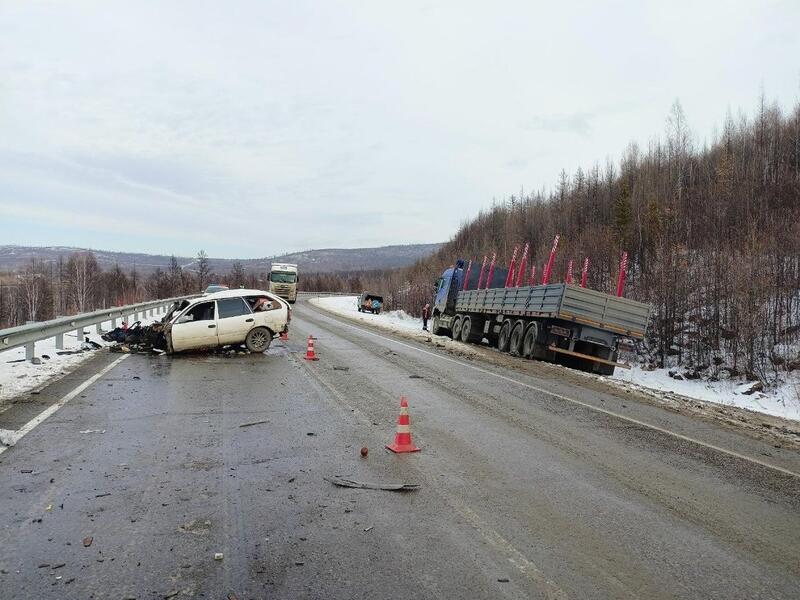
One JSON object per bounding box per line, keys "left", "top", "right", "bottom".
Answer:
{"left": 1, "top": 1, "right": 798, "bottom": 259}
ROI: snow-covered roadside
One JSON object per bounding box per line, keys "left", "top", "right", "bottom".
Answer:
{"left": 308, "top": 295, "right": 480, "bottom": 356}
{"left": 610, "top": 365, "right": 800, "bottom": 422}
{"left": 310, "top": 295, "right": 800, "bottom": 422}
{"left": 310, "top": 296, "right": 427, "bottom": 335}
{"left": 0, "top": 315, "right": 160, "bottom": 405}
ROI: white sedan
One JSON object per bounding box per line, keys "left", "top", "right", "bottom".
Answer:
{"left": 162, "top": 289, "right": 290, "bottom": 353}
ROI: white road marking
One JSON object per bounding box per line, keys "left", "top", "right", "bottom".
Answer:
{"left": 305, "top": 306, "right": 800, "bottom": 479}
{"left": 0, "top": 355, "right": 130, "bottom": 455}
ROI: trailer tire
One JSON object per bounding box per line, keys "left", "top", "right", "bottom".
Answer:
{"left": 452, "top": 315, "right": 464, "bottom": 341}
{"left": 522, "top": 323, "right": 539, "bottom": 358}
{"left": 509, "top": 321, "right": 525, "bottom": 356}
{"left": 497, "top": 321, "right": 512, "bottom": 352}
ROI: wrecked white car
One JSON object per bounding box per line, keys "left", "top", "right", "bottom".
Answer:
{"left": 159, "top": 289, "right": 290, "bottom": 353}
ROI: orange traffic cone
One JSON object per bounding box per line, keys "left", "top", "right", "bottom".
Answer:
{"left": 386, "top": 396, "right": 420, "bottom": 453}
{"left": 304, "top": 335, "right": 318, "bottom": 361}
{"left": 279, "top": 330, "right": 288, "bottom": 342}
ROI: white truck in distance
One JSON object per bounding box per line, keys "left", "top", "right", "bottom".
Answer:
{"left": 268, "top": 263, "right": 298, "bottom": 303}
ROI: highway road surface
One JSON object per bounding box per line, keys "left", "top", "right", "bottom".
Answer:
{"left": 1, "top": 298, "right": 799, "bottom": 599}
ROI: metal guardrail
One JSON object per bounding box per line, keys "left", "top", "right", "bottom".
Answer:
{"left": 0, "top": 295, "right": 198, "bottom": 360}
{"left": 297, "top": 291, "right": 356, "bottom": 297}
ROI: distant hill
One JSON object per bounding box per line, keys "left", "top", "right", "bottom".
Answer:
{"left": 0, "top": 243, "right": 443, "bottom": 275}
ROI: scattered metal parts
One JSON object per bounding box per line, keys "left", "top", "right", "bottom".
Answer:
{"left": 238, "top": 420, "right": 270, "bottom": 428}
{"left": 324, "top": 476, "right": 419, "bottom": 491}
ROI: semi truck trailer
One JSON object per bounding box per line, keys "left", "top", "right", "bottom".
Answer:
{"left": 431, "top": 259, "right": 651, "bottom": 375}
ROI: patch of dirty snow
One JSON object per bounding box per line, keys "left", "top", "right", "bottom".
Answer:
{"left": 0, "top": 315, "right": 160, "bottom": 406}
{"left": 610, "top": 365, "right": 800, "bottom": 422}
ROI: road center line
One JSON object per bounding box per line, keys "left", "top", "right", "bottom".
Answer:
{"left": 304, "top": 305, "right": 800, "bottom": 479}
{"left": 0, "top": 354, "right": 130, "bottom": 455}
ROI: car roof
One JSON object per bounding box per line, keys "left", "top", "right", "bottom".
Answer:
{"left": 194, "top": 289, "right": 275, "bottom": 302}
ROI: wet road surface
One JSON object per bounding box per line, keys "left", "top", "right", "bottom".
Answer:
{"left": 0, "top": 299, "right": 799, "bottom": 599}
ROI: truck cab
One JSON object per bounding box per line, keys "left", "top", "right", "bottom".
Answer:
{"left": 268, "top": 263, "right": 298, "bottom": 303}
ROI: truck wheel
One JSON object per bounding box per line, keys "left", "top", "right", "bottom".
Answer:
{"left": 431, "top": 316, "right": 443, "bottom": 336}
{"left": 509, "top": 321, "right": 525, "bottom": 356}
{"left": 245, "top": 327, "right": 272, "bottom": 353}
{"left": 452, "top": 315, "right": 463, "bottom": 341}
{"left": 522, "top": 323, "right": 539, "bottom": 358}
{"left": 497, "top": 321, "right": 511, "bottom": 352}
{"left": 460, "top": 317, "right": 472, "bottom": 343}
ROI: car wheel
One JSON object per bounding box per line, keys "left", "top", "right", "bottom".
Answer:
{"left": 497, "top": 321, "right": 511, "bottom": 352}
{"left": 245, "top": 327, "right": 272, "bottom": 353}
{"left": 509, "top": 321, "right": 525, "bottom": 356}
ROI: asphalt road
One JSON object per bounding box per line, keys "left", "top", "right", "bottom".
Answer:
{"left": 1, "top": 299, "right": 799, "bottom": 599}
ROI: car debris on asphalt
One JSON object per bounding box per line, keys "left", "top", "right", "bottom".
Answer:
{"left": 324, "top": 476, "right": 419, "bottom": 491}
{"left": 238, "top": 420, "right": 270, "bottom": 428}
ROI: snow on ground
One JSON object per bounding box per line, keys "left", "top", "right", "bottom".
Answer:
{"left": 611, "top": 365, "right": 800, "bottom": 422}
{"left": 0, "top": 315, "right": 160, "bottom": 406}
{"left": 311, "top": 295, "right": 800, "bottom": 422}
{"left": 310, "top": 296, "right": 428, "bottom": 336}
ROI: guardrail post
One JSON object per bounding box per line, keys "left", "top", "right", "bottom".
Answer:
{"left": 25, "top": 342, "right": 35, "bottom": 361}
{"left": 95, "top": 323, "right": 103, "bottom": 334}
{"left": 55, "top": 333, "right": 64, "bottom": 350}
{"left": 111, "top": 318, "right": 117, "bottom": 328}
{"left": 76, "top": 326, "right": 84, "bottom": 343}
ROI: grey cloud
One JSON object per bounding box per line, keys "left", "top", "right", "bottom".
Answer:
{"left": 524, "top": 113, "right": 594, "bottom": 136}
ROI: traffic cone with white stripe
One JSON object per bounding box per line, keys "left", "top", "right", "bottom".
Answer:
{"left": 304, "top": 335, "right": 318, "bottom": 361}
{"left": 386, "top": 396, "right": 420, "bottom": 453}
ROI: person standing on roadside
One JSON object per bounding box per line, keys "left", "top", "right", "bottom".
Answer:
{"left": 422, "top": 303, "right": 431, "bottom": 331}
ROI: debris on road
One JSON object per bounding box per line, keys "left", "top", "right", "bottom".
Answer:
{"left": 82, "top": 536, "right": 93, "bottom": 547}
{"left": 324, "top": 476, "right": 419, "bottom": 492}
{"left": 238, "top": 419, "right": 270, "bottom": 428}
{"left": 79, "top": 429, "right": 106, "bottom": 434}
{"left": 333, "top": 365, "right": 349, "bottom": 371}
{"left": 214, "top": 552, "right": 224, "bottom": 560}
{"left": 360, "top": 447, "right": 368, "bottom": 458}
{"left": 363, "top": 526, "right": 374, "bottom": 532}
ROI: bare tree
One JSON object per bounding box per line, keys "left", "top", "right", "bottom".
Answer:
{"left": 197, "top": 250, "right": 212, "bottom": 291}
{"left": 66, "top": 252, "right": 99, "bottom": 313}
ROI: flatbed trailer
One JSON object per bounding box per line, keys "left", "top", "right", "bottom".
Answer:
{"left": 431, "top": 259, "right": 651, "bottom": 375}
